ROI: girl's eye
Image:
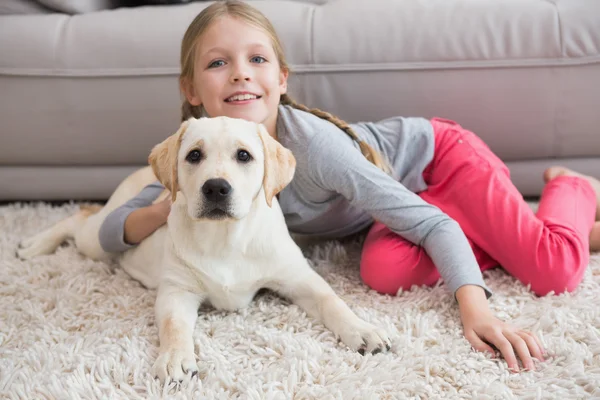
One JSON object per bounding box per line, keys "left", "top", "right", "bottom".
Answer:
{"left": 250, "top": 56, "right": 266, "bottom": 64}
{"left": 186, "top": 150, "right": 203, "bottom": 163}
{"left": 237, "top": 150, "right": 252, "bottom": 162}
{"left": 208, "top": 60, "right": 225, "bottom": 68}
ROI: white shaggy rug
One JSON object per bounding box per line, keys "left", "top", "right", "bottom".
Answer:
{"left": 1, "top": 202, "right": 600, "bottom": 399}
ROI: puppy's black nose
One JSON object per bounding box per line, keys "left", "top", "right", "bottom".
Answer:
{"left": 202, "top": 178, "right": 232, "bottom": 202}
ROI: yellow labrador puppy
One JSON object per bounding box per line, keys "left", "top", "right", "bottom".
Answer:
{"left": 18, "top": 116, "right": 391, "bottom": 383}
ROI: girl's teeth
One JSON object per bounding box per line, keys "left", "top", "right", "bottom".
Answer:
{"left": 227, "top": 94, "right": 257, "bottom": 102}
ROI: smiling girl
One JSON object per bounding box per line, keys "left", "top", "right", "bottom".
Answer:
{"left": 98, "top": 0, "right": 600, "bottom": 373}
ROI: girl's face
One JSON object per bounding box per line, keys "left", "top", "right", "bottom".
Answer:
{"left": 184, "top": 16, "right": 288, "bottom": 137}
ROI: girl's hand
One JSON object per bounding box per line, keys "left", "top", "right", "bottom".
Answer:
{"left": 153, "top": 197, "right": 172, "bottom": 223}
{"left": 461, "top": 308, "right": 545, "bottom": 372}
{"left": 456, "top": 285, "right": 546, "bottom": 372}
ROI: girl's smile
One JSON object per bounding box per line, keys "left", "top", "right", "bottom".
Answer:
{"left": 224, "top": 91, "right": 263, "bottom": 105}
{"left": 182, "top": 16, "right": 288, "bottom": 138}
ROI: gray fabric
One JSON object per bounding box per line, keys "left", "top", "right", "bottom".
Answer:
{"left": 98, "top": 105, "right": 492, "bottom": 297}
{"left": 98, "top": 181, "right": 164, "bottom": 253}
{"left": 0, "top": 0, "right": 50, "bottom": 15}
{"left": 32, "top": 0, "right": 205, "bottom": 14}
{"left": 4, "top": 158, "right": 600, "bottom": 201}
{"left": 0, "top": 158, "right": 600, "bottom": 202}
{"left": 35, "top": 0, "right": 112, "bottom": 13}
{"left": 275, "top": 106, "right": 434, "bottom": 236}
{"left": 29, "top": 0, "right": 324, "bottom": 15}
{"left": 0, "top": 166, "right": 143, "bottom": 201}
{"left": 0, "top": 0, "right": 599, "bottom": 200}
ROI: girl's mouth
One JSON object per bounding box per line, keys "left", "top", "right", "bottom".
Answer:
{"left": 225, "top": 93, "right": 262, "bottom": 103}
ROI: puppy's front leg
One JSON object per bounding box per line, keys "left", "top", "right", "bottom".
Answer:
{"left": 152, "top": 283, "right": 205, "bottom": 384}
{"left": 269, "top": 264, "right": 391, "bottom": 355}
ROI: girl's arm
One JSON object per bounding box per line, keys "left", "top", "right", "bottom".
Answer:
{"left": 123, "top": 198, "right": 171, "bottom": 245}
{"left": 98, "top": 181, "right": 168, "bottom": 253}
{"left": 306, "top": 132, "right": 545, "bottom": 371}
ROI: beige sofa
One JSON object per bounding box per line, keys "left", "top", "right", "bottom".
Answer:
{"left": 1, "top": 0, "right": 599, "bottom": 201}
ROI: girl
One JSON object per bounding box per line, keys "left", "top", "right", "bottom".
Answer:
{"left": 99, "top": 0, "right": 600, "bottom": 373}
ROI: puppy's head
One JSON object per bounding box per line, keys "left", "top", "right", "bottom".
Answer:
{"left": 148, "top": 116, "right": 295, "bottom": 221}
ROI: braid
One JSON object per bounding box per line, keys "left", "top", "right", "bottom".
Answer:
{"left": 280, "top": 94, "right": 391, "bottom": 174}
{"left": 181, "top": 100, "right": 202, "bottom": 122}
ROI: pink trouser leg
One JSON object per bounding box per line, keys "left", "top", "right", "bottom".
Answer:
{"left": 361, "top": 118, "right": 597, "bottom": 296}
{"left": 361, "top": 220, "right": 497, "bottom": 295}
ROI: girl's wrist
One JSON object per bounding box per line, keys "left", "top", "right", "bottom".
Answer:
{"left": 456, "top": 285, "right": 492, "bottom": 316}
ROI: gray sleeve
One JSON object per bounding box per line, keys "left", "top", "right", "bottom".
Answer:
{"left": 98, "top": 181, "right": 166, "bottom": 254}
{"left": 307, "top": 133, "right": 492, "bottom": 299}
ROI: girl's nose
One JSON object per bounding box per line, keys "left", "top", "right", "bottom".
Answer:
{"left": 230, "top": 66, "right": 251, "bottom": 83}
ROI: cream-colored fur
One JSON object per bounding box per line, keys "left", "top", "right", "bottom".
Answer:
{"left": 17, "top": 116, "right": 391, "bottom": 384}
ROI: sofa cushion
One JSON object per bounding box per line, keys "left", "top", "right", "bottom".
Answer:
{"left": 0, "top": 0, "right": 598, "bottom": 168}
{"left": 6, "top": 0, "right": 598, "bottom": 75}
{"left": 0, "top": 0, "right": 50, "bottom": 15}
{"left": 33, "top": 0, "right": 205, "bottom": 14}
{"left": 30, "top": 0, "right": 326, "bottom": 15}
{"left": 36, "top": 0, "right": 113, "bottom": 14}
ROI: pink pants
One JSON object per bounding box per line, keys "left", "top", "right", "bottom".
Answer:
{"left": 360, "top": 118, "right": 597, "bottom": 296}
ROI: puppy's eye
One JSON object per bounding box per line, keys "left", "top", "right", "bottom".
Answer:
{"left": 237, "top": 150, "right": 252, "bottom": 163}
{"left": 186, "top": 150, "right": 202, "bottom": 164}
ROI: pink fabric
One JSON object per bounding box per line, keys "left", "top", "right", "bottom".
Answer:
{"left": 360, "top": 118, "right": 597, "bottom": 296}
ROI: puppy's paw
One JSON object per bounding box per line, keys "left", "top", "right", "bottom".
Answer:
{"left": 16, "top": 237, "right": 48, "bottom": 260}
{"left": 152, "top": 348, "right": 198, "bottom": 384}
{"left": 338, "top": 320, "right": 391, "bottom": 355}
{"left": 16, "top": 229, "right": 63, "bottom": 260}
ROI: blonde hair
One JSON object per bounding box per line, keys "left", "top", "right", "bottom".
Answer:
{"left": 179, "top": 0, "right": 391, "bottom": 174}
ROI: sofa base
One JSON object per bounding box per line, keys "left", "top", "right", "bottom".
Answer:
{"left": 3, "top": 158, "right": 599, "bottom": 201}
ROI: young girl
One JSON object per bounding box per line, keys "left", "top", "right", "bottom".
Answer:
{"left": 99, "top": 0, "right": 600, "bottom": 373}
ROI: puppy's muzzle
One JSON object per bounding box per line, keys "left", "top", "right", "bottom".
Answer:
{"left": 202, "top": 178, "right": 232, "bottom": 203}
{"left": 200, "top": 178, "right": 234, "bottom": 220}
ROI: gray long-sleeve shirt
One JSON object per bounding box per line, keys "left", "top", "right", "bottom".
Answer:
{"left": 99, "top": 105, "right": 492, "bottom": 297}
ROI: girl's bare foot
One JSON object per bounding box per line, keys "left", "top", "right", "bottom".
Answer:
{"left": 544, "top": 166, "right": 600, "bottom": 220}
{"left": 591, "top": 222, "right": 600, "bottom": 252}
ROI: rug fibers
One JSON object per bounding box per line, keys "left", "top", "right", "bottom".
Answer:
{"left": 1, "top": 202, "right": 599, "bottom": 399}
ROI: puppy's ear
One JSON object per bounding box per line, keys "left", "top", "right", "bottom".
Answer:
{"left": 256, "top": 123, "right": 296, "bottom": 207}
{"left": 148, "top": 120, "right": 189, "bottom": 202}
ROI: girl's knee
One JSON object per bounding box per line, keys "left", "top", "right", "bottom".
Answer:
{"left": 360, "top": 239, "right": 437, "bottom": 295}
{"left": 511, "top": 227, "right": 589, "bottom": 296}
{"left": 526, "top": 249, "right": 588, "bottom": 296}
{"left": 528, "top": 263, "right": 586, "bottom": 296}
{"left": 359, "top": 255, "right": 403, "bottom": 295}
